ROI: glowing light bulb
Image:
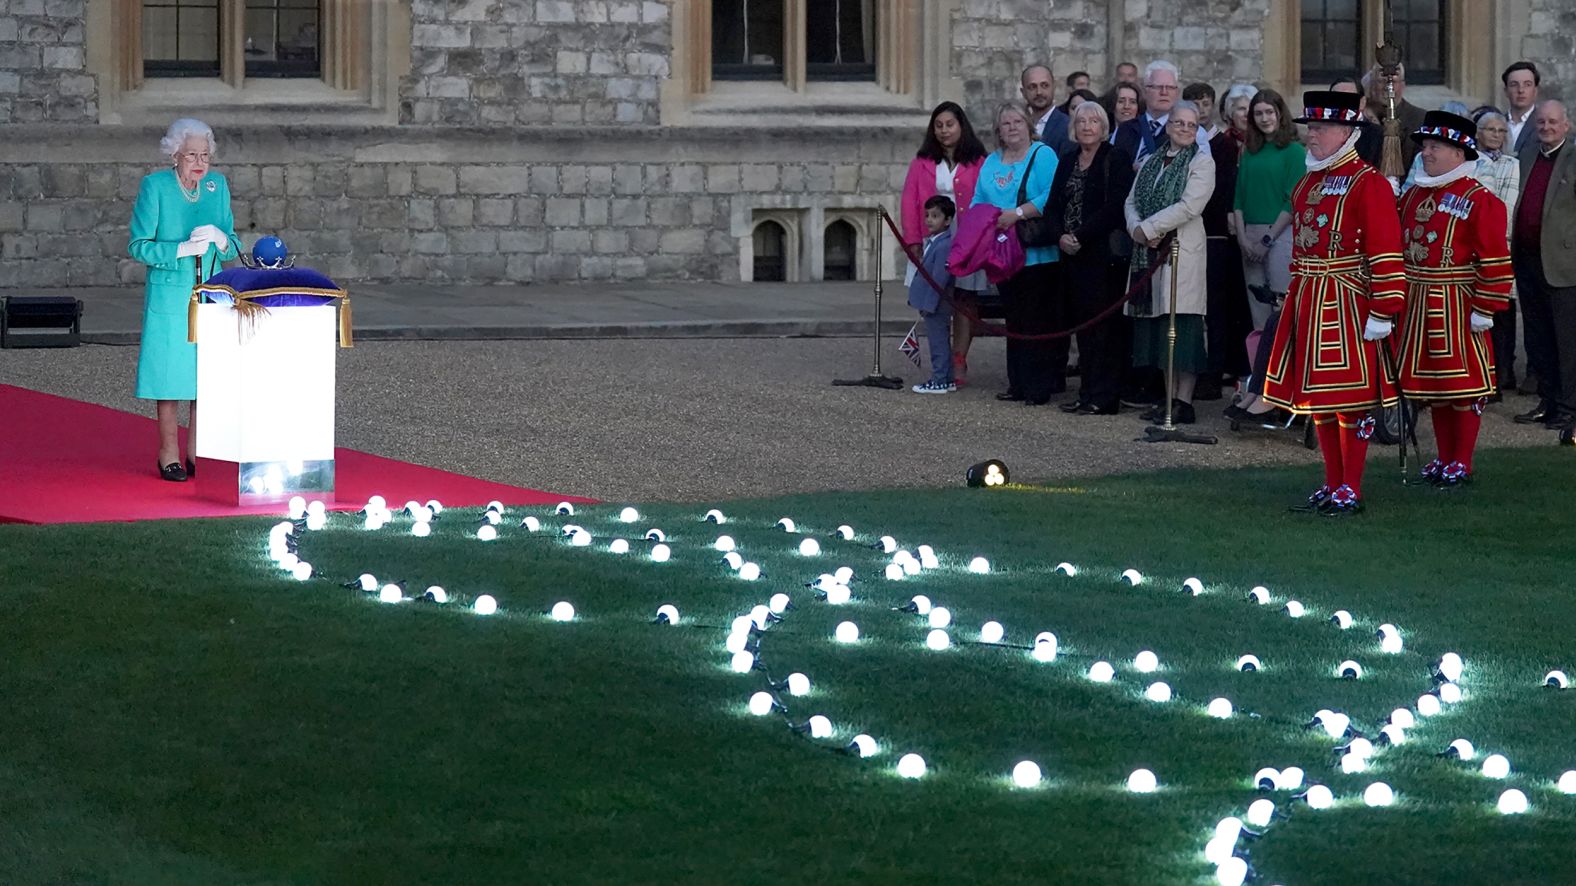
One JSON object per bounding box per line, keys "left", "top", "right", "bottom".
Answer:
{"left": 1337, "top": 660, "right": 1363, "bottom": 679}
{"left": 548, "top": 601, "right": 574, "bottom": 622}
{"left": 1011, "top": 760, "right": 1042, "bottom": 788}
{"left": 835, "top": 621, "right": 859, "bottom": 643}
{"left": 306, "top": 501, "right": 328, "bottom": 518}
{"left": 650, "top": 604, "right": 678, "bottom": 625}
{"left": 714, "top": 535, "right": 736, "bottom": 552}
{"left": 1088, "top": 661, "right": 1115, "bottom": 683}
{"left": 1207, "top": 698, "right": 1233, "bottom": 719}
{"left": 292, "top": 562, "right": 312, "bottom": 581}
{"left": 1381, "top": 633, "right": 1403, "bottom": 654}
{"left": 1055, "top": 562, "right": 1077, "bottom": 576}
{"left": 651, "top": 544, "right": 672, "bottom": 563}
{"left": 725, "top": 632, "right": 750, "bottom": 654}
{"left": 798, "top": 538, "right": 821, "bottom": 557}
{"left": 968, "top": 556, "right": 991, "bottom": 575}
{"left": 1246, "top": 798, "right": 1274, "bottom": 828}
{"left": 748, "top": 691, "right": 774, "bottom": 716}
{"left": 1127, "top": 769, "right": 1157, "bottom": 793}
{"left": 1546, "top": 670, "right": 1570, "bottom": 689}
{"left": 618, "top": 506, "right": 639, "bottom": 523}
{"left": 730, "top": 651, "right": 755, "bottom": 673}
{"left": 379, "top": 584, "right": 402, "bottom": 604}
{"left": 807, "top": 715, "right": 832, "bottom": 738}
{"left": 1276, "top": 767, "right": 1304, "bottom": 790}
{"left": 483, "top": 510, "right": 501, "bottom": 526}
{"left": 776, "top": 517, "right": 796, "bottom": 532}
{"left": 1144, "top": 682, "right": 1172, "bottom": 702}
{"left": 927, "top": 607, "right": 952, "bottom": 629}
{"left": 357, "top": 573, "right": 377, "bottom": 591}
{"left": 1379, "top": 724, "right": 1407, "bottom": 745}
{"left": 555, "top": 502, "right": 574, "bottom": 515}
{"left": 305, "top": 512, "right": 327, "bottom": 532}
{"left": 1121, "top": 568, "right": 1143, "bottom": 586}
{"left": 824, "top": 584, "right": 851, "bottom": 605}
{"left": 1417, "top": 694, "right": 1441, "bottom": 717}
{"left": 401, "top": 500, "right": 420, "bottom": 515}
{"left": 288, "top": 496, "right": 307, "bottom": 519}
{"left": 897, "top": 753, "right": 926, "bottom": 778}
{"left": 1448, "top": 738, "right": 1475, "bottom": 760}
{"left": 704, "top": 508, "right": 725, "bottom": 524}
{"left": 1285, "top": 600, "right": 1305, "bottom": 618}
{"left": 749, "top": 605, "right": 771, "bottom": 630}
{"left": 1303, "top": 784, "right": 1334, "bottom": 809}
{"left": 1321, "top": 712, "right": 1351, "bottom": 739}
{"left": 1363, "top": 782, "right": 1394, "bottom": 807}
{"left": 645, "top": 528, "right": 665, "bottom": 542}
{"left": 1031, "top": 632, "right": 1058, "bottom": 662}
{"left": 1498, "top": 788, "right": 1529, "bottom": 815}
{"left": 1134, "top": 651, "right": 1159, "bottom": 673}
{"left": 1439, "top": 682, "right": 1462, "bottom": 704}
{"left": 879, "top": 536, "right": 897, "bottom": 554}
{"left": 917, "top": 546, "right": 939, "bottom": 569}
{"left": 485, "top": 500, "right": 504, "bottom": 514}
{"left": 1251, "top": 767, "right": 1279, "bottom": 790}
{"left": 1205, "top": 832, "right": 1236, "bottom": 865}
{"left": 926, "top": 629, "right": 951, "bottom": 651}
{"left": 835, "top": 524, "right": 854, "bottom": 540}
{"left": 1236, "top": 655, "right": 1261, "bottom": 672}
{"left": 411, "top": 521, "right": 431, "bottom": 538}
{"left": 1330, "top": 609, "right": 1354, "bottom": 629}
{"left": 730, "top": 614, "right": 753, "bottom": 635}
{"left": 366, "top": 495, "right": 386, "bottom": 511}
{"left": 1390, "top": 708, "right": 1416, "bottom": 729}
{"left": 1482, "top": 754, "right": 1510, "bottom": 779}
{"left": 738, "top": 562, "right": 760, "bottom": 581}
{"left": 473, "top": 594, "right": 497, "bottom": 615}
{"left": 761, "top": 594, "right": 787, "bottom": 615}
{"left": 885, "top": 564, "right": 905, "bottom": 581}
{"left": 1340, "top": 752, "right": 1367, "bottom": 774}
{"left": 908, "top": 595, "right": 932, "bottom": 615}
{"left": 901, "top": 558, "right": 921, "bottom": 576}
{"left": 722, "top": 552, "right": 743, "bottom": 570}
{"left": 1215, "top": 857, "right": 1248, "bottom": 886}
{"left": 278, "top": 552, "right": 299, "bottom": 570}
{"left": 1182, "top": 577, "right": 1204, "bottom": 595}
{"left": 1247, "top": 586, "right": 1269, "bottom": 604}
{"left": 477, "top": 525, "right": 497, "bottom": 541}
{"left": 609, "top": 539, "right": 630, "bottom": 554}
{"left": 1438, "top": 652, "right": 1464, "bottom": 682}
{"left": 849, "top": 734, "right": 877, "bottom": 757}
{"left": 1347, "top": 737, "right": 1374, "bottom": 759}
{"left": 980, "top": 621, "right": 1005, "bottom": 644}
{"left": 834, "top": 566, "right": 854, "bottom": 584}
{"left": 570, "top": 529, "right": 592, "bottom": 547}
{"left": 560, "top": 524, "right": 582, "bottom": 538}
{"left": 521, "top": 516, "right": 541, "bottom": 532}
{"left": 787, "top": 672, "right": 810, "bottom": 696}
{"left": 1557, "top": 771, "right": 1576, "bottom": 794}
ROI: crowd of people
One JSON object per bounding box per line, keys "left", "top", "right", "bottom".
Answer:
{"left": 897, "top": 59, "right": 1576, "bottom": 471}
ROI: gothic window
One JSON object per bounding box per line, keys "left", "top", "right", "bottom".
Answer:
{"left": 142, "top": 0, "right": 221, "bottom": 77}
{"left": 244, "top": 0, "right": 322, "bottom": 78}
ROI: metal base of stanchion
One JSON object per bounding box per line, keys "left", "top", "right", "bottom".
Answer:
{"left": 1141, "top": 424, "right": 1218, "bottom": 445}
{"left": 832, "top": 374, "right": 905, "bottom": 389}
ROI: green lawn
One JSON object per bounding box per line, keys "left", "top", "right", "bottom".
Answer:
{"left": 3, "top": 447, "right": 1574, "bottom": 885}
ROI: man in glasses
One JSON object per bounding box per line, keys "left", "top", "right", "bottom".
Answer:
{"left": 1114, "top": 60, "right": 1211, "bottom": 168}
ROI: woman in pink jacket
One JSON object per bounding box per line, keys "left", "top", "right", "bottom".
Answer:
{"left": 901, "top": 101, "right": 987, "bottom": 385}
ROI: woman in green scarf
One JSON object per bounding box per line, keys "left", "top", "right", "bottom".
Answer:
{"left": 1123, "top": 101, "right": 1216, "bottom": 425}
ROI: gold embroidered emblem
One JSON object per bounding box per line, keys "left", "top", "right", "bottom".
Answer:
{"left": 1441, "top": 246, "right": 1456, "bottom": 264}
{"left": 1414, "top": 195, "right": 1437, "bottom": 223}
{"left": 1295, "top": 224, "right": 1320, "bottom": 250}
{"left": 1303, "top": 208, "right": 1318, "bottom": 225}
{"left": 1305, "top": 186, "right": 1323, "bottom": 206}
{"left": 1405, "top": 240, "right": 1430, "bottom": 263}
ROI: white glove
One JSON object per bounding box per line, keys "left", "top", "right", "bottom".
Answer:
{"left": 191, "top": 224, "right": 228, "bottom": 252}
{"left": 176, "top": 236, "right": 208, "bottom": 258}
{"left": 1386, "top": 176, "right": 1401, "bottom": 197}
{"left": 1470, "top": 313, "right": 1494, "bottom": 333}
{"left": 1362, "top": 316, "right": 1393, "bottom": 341}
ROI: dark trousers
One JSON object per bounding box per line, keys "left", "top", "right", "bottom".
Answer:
{"left": 1247, "top": 308, "right": 1281, "bottom": 397}
{"left": 1491, "top": 299, "right": 1518, "bottom": 388}
{"left": 1066, "top": 257, "right": 1126, "bottom": 409}
{"left": 1515, "top": 247, "right": 1576, "bottom": 412}
{"left": 1000, "top": 262, "right": 1068, "bottom": 402}
{"left": 1206, "top": 236, "right": 1253, "bottom": 378}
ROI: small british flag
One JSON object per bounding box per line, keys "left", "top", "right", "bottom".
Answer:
{"left": 898, "top": 322, "right": 923, "bottom": 367}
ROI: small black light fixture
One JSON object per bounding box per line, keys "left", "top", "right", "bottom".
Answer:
{"left": 965, "top": 459, "right": 1009, "bottom": 488}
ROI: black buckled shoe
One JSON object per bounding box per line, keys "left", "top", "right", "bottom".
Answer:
{"left": 996, "top": 391, "right": 1025, "bottom": 402}
{"left": 1514, "top": 401, "right": 1553, "bottom": 424}
{"left": 1321, "top": 484, "right": 1364, "bottom": 517}
{"left": 1289, "top": 484, "right": 1333, "bottom": 513}
{"left": 1436, "top": 461, "right": 1471, "bottom": 488}
{"left": 1419, "top": 458, "right": 1445, "bottom": 484}
{"left": 159, "top": 461, "right": 188, "bottom": 482}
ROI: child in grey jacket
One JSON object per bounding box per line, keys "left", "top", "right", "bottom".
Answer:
{"left": 908, "top": 195, "right": 957, "bottom": 393}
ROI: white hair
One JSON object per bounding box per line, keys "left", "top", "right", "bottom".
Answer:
{"left": 1223, "top": 83, "right": 1256, "bottom": 110}
{"left": 1144, "top": 60, "right": 1180, "bottom": 84}
{"left": 1071, "top": 99, "right": 1111, "bottom": 140}
{"left": 160, "top": 118, "right": 216, "bottom": 160}
{"left": 1171, "top": 100, "right": 1201, "bottom": 120}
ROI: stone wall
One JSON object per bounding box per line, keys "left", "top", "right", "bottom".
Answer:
{"left": 1523, "top": 0, "right": 1575, "bottom": 100}
{"left": 402, "top": 0, "right": 670, "bottom": 126}
{"left": 952, "top": 0, "right": 1109, "bottom": 128}
{"left": 0, "top": 0, "right": 97, "bottom": 124}
{"left": 1120, "top": 0, "right": 1268, "bottom": 90}
{"left": 0, "top": 126, "right": 910, "bottom": 288}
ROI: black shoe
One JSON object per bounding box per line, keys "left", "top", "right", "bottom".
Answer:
{"left": 1436, "top": 461, "right": 1472, "bottom": 488}
{"left": 159, "top": 461, "right": 188, "bottom": 482}
{"left": 1059, "top": 400, "right": 1086, "bottom": 414}
{"left": 1194, "top": 382, "right": 1224, "bottom": 401}
{"left": 1320, "top": 484, "right": 1364, "bottom": 517}
{"left": 1023, "top": 397, "right": 1050, "bottom": 406}
{"left": 1171, "top": 400, "right": 1196, "bottom": 424}
{"left": 1078, "top": 402, "right": 1120, "bottom": 415}
{"left": 1139, "top": 404, "right": 1163, "bottom": 422}
{"left": 1289, "top": 484, "right": 1333, "bottom": 513}
{"left": 996, "top": 391, "right": 1025, "bottom": 402}
{"left": 1223, "top": 404, "right": 1248, "bottom": 421}
{"left": 1514, "top": 402, "right": 1553, "bottom": 424}
{"left": 1543, "top": 411, "right": 1574, "bottom": 429}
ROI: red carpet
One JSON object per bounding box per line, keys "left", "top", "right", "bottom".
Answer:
{"left": 0, "top": 385, "right": 593, "bottom": 525}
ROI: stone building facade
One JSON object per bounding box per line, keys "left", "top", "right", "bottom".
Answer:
{"left": 1, "top": 0, "right": 1571, "bottom": 290}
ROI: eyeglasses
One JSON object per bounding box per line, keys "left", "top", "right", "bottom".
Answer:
{"left": 1146, "top": 83, "right": 1179, "bottom": 93}
{"left": 1168, "top": 120, "right": 1199, "bottom": 130}
{"left": 177, "top": 152, "right": 211, "bottom": 163}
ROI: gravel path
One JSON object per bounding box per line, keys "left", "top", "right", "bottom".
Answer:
{"left": 1, "top": 337, "right": 1553, "bottom": 502}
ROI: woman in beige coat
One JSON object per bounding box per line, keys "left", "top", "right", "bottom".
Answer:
{"left": 1123, "top": 100, "right": 1215, "bottom": 424}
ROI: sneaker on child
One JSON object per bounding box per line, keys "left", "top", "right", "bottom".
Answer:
{"left": 912, "top": 381, "right": 956, "bottom": 394}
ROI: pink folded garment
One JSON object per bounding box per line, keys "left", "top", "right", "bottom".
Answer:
{"left": 947, "top": 203, "right": 1025, "bottom": 284}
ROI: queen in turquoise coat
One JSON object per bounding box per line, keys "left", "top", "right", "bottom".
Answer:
{"left": 128, "top": 117, "right": 240, "bottom": 481}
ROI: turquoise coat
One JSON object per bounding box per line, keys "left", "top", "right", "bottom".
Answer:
{"left": 128, "top": 169, "right": 239, "bottom": 400}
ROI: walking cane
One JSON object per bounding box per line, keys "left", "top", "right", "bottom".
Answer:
{"left": 1143, "top": 237, "right": 1216, "bottom": 445}
{"left": 832, "top": 207, "right": 904, "bottom": 390}
{"left": 1379, "top": 336, "right": 1421, "bottom": 483}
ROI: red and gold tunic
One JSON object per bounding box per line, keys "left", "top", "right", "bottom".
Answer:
{"left": 1262, "top": 152, "right": 1407, "bottom": 414}
{"left": 1395, "top": 175, "right": 1513, "bottom": 401}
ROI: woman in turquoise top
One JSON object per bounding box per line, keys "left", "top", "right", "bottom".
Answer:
{"left": 972, "top": 104, "right": 1062, "bottom": 404}
{"left": 1231, "top": 89, "right": 1304, "bottom": 331}
{"left": 128, "top": 118, "right": 240, "bottom": 482}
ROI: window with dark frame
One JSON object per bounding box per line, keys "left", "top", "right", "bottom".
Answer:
{"left": 143, "top": 0, "right": 221, "bottom": 77}
{"left": 1299, "top": 0, "right": 1362, "bottom": 84}
{"left": 1392, "top": 0, "right": 1445, "bottom": 85}
{"left": 752, "top": 222, "right": 788, "bottom": 282}
{"left": 244, "top": 0, "right": 322, "bottom": 78}
{"left": 712, "top": 0, "right": 785, "bottom": 80}
{"left": 823, "top": 220, "right": 857, "bottom": 281}
{"left": 806, "top": 0, "right": 875, "bottom": 81}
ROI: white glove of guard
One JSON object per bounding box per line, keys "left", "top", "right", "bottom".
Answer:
{"left": 191, "top": 224, "right": 228, "bottom": 252}
{"left": 176, "top": 236, "right": 208, "bottom": 258}
{"left": 1362, "top": 316, "right": 1393, "bottom": 341}
{"left": 1386, "top": 176, "right": 1401, "bottom": 197}
{"left": 1470, "top": 313, "right": 1494, "bottom": 333}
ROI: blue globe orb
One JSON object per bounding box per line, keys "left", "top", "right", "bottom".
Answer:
{"left": 251, "top": 236, "right": 289, "bottom": 268}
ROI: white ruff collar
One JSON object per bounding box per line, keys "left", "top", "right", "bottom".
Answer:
{"left": 1412, "top": 161, "right": 1474, "bottom": 189}
{"left": 1306, "top": 129, "right": 1364, "bottom": 172}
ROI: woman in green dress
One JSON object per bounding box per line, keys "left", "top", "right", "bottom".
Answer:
{"left": 128, "top": 118, "right": 239, "bottom": 482}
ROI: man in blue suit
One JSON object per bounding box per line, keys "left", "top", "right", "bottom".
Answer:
{"left": 1025, "top": 64, "right": 1071, "bottom": 155}
{"left": 1504, "top": 62, "right": 1541, "bottom": 156}
{"left": 1113, "top": 60, "right": 1209, "bottom": 167}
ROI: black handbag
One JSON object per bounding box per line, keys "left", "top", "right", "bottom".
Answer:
{"left": 1014, "top": 145, "right": 1056, "bottom": 248}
